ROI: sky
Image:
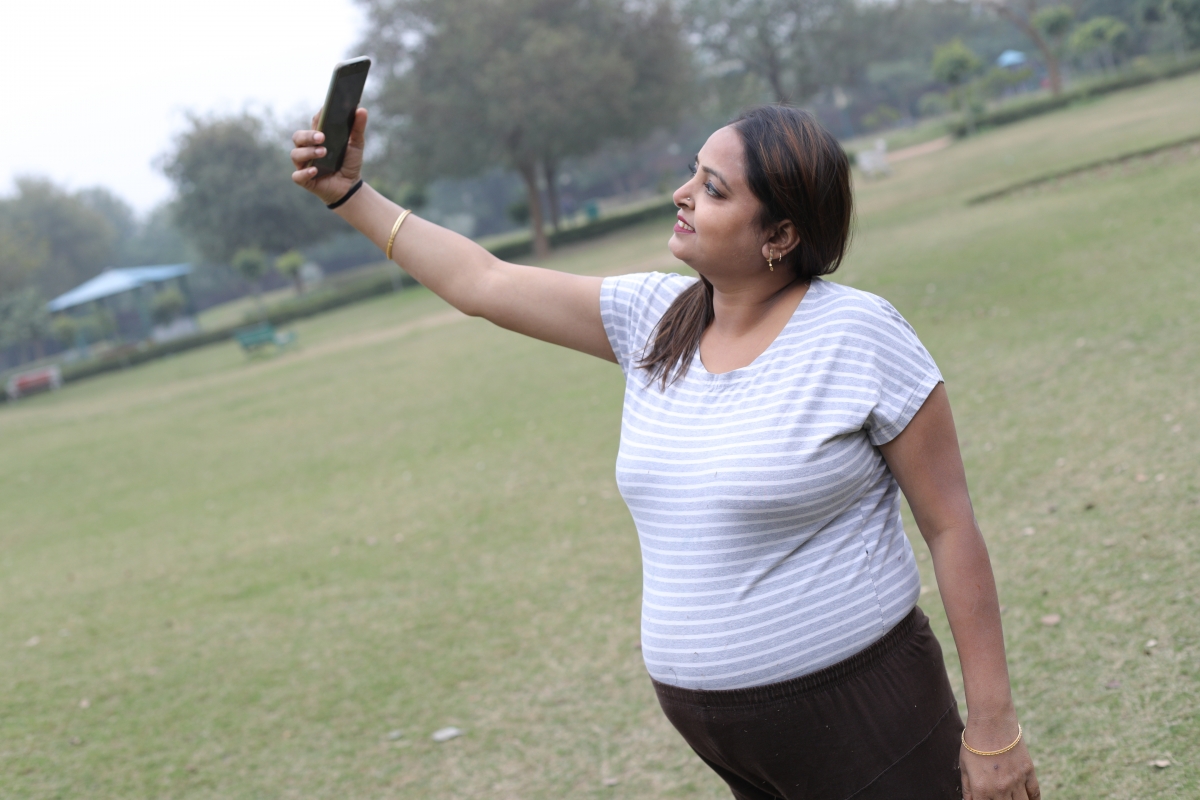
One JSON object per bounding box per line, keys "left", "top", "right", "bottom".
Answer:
{"left": 2, "top": 0, "right": 367, "bottom": 215}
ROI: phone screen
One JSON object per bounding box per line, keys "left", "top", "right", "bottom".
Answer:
{"left": 314, "top": 57, "right": 371, "bottom": 175}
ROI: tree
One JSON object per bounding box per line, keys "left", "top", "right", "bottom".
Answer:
{"left": 0, "top": 178, "right": 119, "bottom": 296}
{"left": 274, "top": 249, "right": 307, "bottom": 294}
{"left": 120, "top": 204, "right": 195, "bottom": 268}
{"left": 0, "top": 220, "right": 47, "bottom": 296}
{"left": 231, "top": 246, "right": 270, "bottom": 311}
{"left": 0, "top": 287, "right": 52, "bottom": 361}
{"left": 932, "top": 39, "right": 985, "bottom": 89}
{"left": 76, "top": 187, "right": 137, "bottom": 258}
{"left": 1032, "top": 5, "right": 1075, "bottom": 70}
{"left": 1167, "top": 0, "right": 1200, "bottom": 49}
{"left": 358, "top": 0, "right": 689, "bottom": 257}
{"left": 684, "top": 0, "right": 868, "bottom": 106}
{"left": 161, "top": 113, "right": 342, "bottom": 265}
{"left": 980, "top": 0, "right": 1084, "bottom": 95}
{"left": 1070, "top": 16, "right": 1131, "bottom": 69}
{"left": 932, "top": 38, "right": 984, "bottom": 125}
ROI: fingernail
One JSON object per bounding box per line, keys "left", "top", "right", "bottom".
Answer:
{"left": 317, "top": 148, "right": 326, "bottom": 156}
{"left": 314, "top": 133, "right": 324, "bottom": 143}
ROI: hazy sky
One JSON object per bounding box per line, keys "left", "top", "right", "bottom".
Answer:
{"left": 3, "top": 0, "right": 367, "bottom": 214}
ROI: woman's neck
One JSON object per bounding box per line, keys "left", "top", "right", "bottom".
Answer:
{"left": 700, "top": 277, "right": 810, "bottom": 373}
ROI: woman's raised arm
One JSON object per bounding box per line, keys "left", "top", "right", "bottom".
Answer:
{"left": 291, "top": 107, "right": 615, "bottom": 362}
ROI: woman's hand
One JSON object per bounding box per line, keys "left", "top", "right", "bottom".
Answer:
{"left": 960, "top": 739, "right": 1040, "bottom": 799}
{"left": 290, "top": 106, "right": 368, "bottom": 206}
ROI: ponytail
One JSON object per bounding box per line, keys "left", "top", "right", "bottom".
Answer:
{"left": 638, "top": 275, "right": 714, "bottom": 389}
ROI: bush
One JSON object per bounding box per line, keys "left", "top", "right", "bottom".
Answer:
{"left": 487, "top": 198, "right": 678, "bottom": 261}
{"left": 274, "top": 249, "right": 307, "bottom": 292}
{"left": 51, "top": 315, "right": 78, "bottom": 347}
{"left": 57, "top": 196, "right": 681, "bottom": 387}
{"left": 918, "top": 92, "right": 950, "bottom": 118}
{"left": 949, "top": 53, "right": 1200, "bottom": 137}
{"left": 507, "top": 198, "right": 530, "bottom": 225}
{"left": 151, "top": 287, "right": 186, "bottom": 325}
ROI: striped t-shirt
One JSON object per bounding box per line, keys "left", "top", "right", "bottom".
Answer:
{"left": 599, "top": 273, "right": 943, "bottom": 690}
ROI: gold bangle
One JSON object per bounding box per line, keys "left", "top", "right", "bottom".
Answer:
{"left": 385, "top": 209, "right": 412, "bottom": 262}
{"left": 962, "top": 723, "right": 1022, "bottom": 757}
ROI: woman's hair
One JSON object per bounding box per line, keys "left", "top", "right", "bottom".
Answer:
{"left": 638, "top": 105, "right": 854, "bottom": 388}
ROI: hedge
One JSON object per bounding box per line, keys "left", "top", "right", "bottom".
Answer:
{"left": 486, "top": 197, "right": 677, "bottom": 260}
{"left": 53, "top": 197, "right": 679, "bottom": 387}
{"left": 950, "top": 54, "right": 1200, "bottom": 138}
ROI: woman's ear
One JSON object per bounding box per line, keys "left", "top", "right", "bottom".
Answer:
{"left": 760, "top": 220, "right": 800, "bottom": 261}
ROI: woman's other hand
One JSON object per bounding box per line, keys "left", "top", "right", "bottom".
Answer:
{"left": 291, "top": 106, "right": 368, "bottom": 205}
{"left": 960, "top": 739, "right": 1040, "bottom": 799}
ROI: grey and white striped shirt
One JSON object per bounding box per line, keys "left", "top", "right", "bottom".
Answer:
{"left": 600, "top": 273, "right": 942, "bottom": 690}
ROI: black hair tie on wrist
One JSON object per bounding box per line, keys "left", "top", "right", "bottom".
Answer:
{"left": 327, "top": 179, "right": 364, "bottom": 210}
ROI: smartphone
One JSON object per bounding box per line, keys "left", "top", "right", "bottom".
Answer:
{"left": 312, "top": 57, "right": 371, "bottom": 175}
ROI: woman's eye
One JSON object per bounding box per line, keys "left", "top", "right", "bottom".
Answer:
{"left": 705, "top": 181, "right": 721, "bottom": 197}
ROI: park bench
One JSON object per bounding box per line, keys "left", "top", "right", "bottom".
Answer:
{"left": 233, "top": 322, "right": 296, "bottom": 355}
{"left": 5, "top": 365, "right": 63, "bottom": 401}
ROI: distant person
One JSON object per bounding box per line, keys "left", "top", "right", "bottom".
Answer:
{"left": 291, "top": 105, "right": 1039, "bottom": 800}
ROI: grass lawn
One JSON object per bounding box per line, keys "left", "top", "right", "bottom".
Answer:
{"left": 2, "top": 74, "right": 1198, "bottom": 798}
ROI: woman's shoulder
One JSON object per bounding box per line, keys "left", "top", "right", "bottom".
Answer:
{"left": 604, "top": 270, "right": 695, "bottom": 298}
{"left": 601, "top": 271, "right": 696, "bottom": 318}
{"left": 807, "top": 279, "right": 914, "bottom": 329}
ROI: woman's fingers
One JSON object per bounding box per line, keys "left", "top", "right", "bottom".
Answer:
{"left": 292, "top": 167, "right": 318, "bottom": 186}
{"left": 290, "top": 145, "right": 326, "bottom": 168}
{"left": 292, "top": 129, "right": 325, "bottom": 147}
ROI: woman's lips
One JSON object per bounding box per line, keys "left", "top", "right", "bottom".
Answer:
{"left": 674, "top": 214, "right": 695, "bottom": 234}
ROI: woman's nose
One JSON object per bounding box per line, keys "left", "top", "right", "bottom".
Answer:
{"left": 672, "top": 181, "right": 693, "bottom": 209}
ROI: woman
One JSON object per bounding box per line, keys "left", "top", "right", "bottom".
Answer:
{"left": 291, "top": 105, "right": 1039, "bottom": 800}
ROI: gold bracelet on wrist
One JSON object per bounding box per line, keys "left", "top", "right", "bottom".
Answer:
{"left": 962, "top": 723, "right": 1022, "bottom": 757}
{"left": 385, "top": 209, "right": 413, "bottom": 262}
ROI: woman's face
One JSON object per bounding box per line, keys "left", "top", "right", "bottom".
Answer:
{"left": 669, "top": 126, "right": 772, "bottom": 282}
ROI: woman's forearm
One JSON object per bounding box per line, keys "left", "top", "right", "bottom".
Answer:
{"left": 927, "top": 523, "right": 1019, "bottom": 748}
{"left": 332, "top": 182, "right": 502, "bottom": 317}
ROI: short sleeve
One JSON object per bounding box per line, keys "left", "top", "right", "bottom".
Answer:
{"left": 599, "top": 272, "right": 695, "bottom": 375}
{"left": 861, "top": 297, "right": 943, "bottom": 446}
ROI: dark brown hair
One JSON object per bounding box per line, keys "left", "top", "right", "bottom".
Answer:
{"left": 639, "top": 105, "right": 853, "bottom": 388}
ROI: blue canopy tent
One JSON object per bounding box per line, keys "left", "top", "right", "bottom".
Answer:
{"left": 47, "top": 264, "right": 196, "bottom": 345}
{"left": 997, "top": 50, "right": 1027, "bottom": 69}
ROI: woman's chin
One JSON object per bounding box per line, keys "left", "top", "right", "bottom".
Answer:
{"left": 668, "top": 235, "right": 690, "bottom": 261}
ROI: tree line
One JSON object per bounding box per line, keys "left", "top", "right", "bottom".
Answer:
{"left": 3, "top": 0, "right": 1198, "bottom": 369}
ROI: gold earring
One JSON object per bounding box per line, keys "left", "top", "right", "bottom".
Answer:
{"left": 768, "top": 249, "right": 775, "bottom": 271}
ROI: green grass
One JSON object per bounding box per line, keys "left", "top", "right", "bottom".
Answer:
{"left": 3, "top": 73, "right": 1199, "bottom": 798}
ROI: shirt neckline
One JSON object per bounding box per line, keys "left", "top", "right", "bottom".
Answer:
{"left": 691, "top": 278, "right": 823, "bottom": 385}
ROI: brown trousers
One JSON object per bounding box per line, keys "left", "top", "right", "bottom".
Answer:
{"left": 653, "top": 607, "right": 963, "bottom": 800}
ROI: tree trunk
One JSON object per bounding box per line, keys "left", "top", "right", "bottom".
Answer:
{"left": 753, "top": 22, "right": 789, "bottom": 103}
{"left": 1045, "top": 51, "right": 1062, "bottom": 95}
{"left": 518, "top": 161, "right": 551, "bottom": 259}
{"left": 992, "top": 2, "right": 1063, "bottom": 95}
{"left": 543, "top": 158, "right": 561, "bottom": 231}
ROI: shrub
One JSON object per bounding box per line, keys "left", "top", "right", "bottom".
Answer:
{"left": 950, "top": 53, "right": 1200, "bottom": 137}
{"left": 151, "top": 287, "right": 186, "bottom": 325}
